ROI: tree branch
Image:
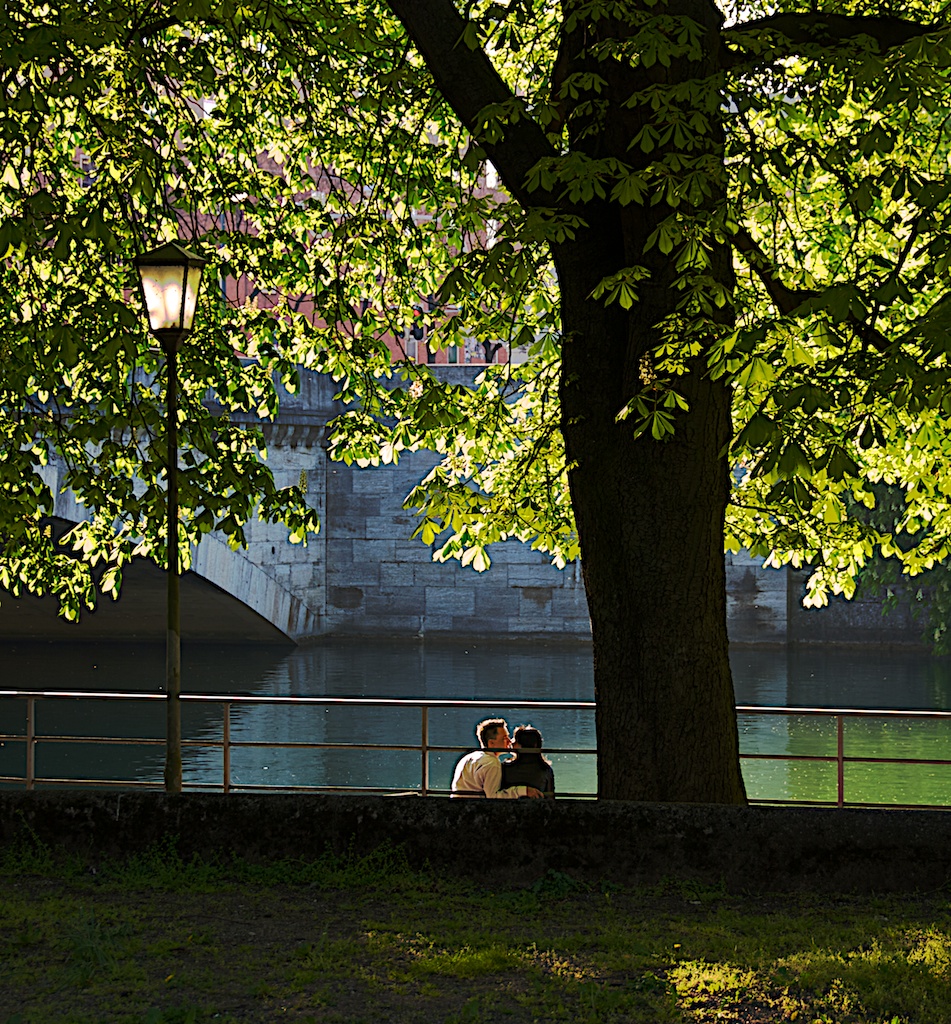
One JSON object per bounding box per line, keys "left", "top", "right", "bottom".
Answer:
{"left": 729, "top": 225, "right": 890, "bottom": 354}
{"left": 384, "top": 0, "right": 559, "bottom": 209}
{"left": 721, "top": 12, "right": 945, "bottom": 69}
{"left": 730, "top": 225, "right": 811, "bottom": 316}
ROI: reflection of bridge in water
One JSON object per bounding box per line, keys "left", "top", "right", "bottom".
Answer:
{"left": 188, "top": 639, "right": 600, "bottom": 794}
{"left": 6, "top": 642, "right": 951, "bottom": 802}
{"left": 0, "top": 639, "right": 599, "bottom": 794}
{"left": 6, "top": 686, "right": 951, "bottom": 805}
{"left": 0, "top": 643, "right": 288, "bottom": 787}
{"left": 0, "top": 692, "right": 598, "bottom": 796}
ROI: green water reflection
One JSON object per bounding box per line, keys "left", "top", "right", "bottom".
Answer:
{"left": 738, "top": 711, "right": 951, "bottom": 806}
{"left": 3, "top": 641, "right": 951, "bottom": 803}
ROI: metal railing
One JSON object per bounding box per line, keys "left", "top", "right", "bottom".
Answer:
{"left": 0, "top": 691, "right": 597, "bottom": 797}
{"left": 3, "top": 690, "right": 951, "bottom": 807}
{"left": 736, "top": 704, "right": 951, "bottom": 809}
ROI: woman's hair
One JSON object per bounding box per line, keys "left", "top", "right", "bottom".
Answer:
{"left": 512, "top": 725, "right": 550, "bottom": 764}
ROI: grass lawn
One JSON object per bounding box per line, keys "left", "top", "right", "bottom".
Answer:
{"left": 2, "top": 827, "right": 951, "bottom": 1023}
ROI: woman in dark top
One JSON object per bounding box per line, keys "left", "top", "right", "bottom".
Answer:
{"left": 501, "top": 725, "right": 555, "bottom": 797}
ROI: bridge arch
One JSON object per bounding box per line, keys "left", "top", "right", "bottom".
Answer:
{"left": 0, "top": 513, "right": 317, "bottom": 644}
{"left": 190, "top": 534, "right": 319, "bottom": 642}
{"left": 0, "top": 423, "right": 329, "bottom": 643}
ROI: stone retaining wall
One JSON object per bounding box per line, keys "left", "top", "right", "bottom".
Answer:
{"left": 3, "top": 792, "right": 950, "bottom": 894}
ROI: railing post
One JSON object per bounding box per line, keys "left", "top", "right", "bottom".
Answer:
{"left": 837, "top": 714, "right": 845, "bottom": 807}
{"left": 223, "top": 703, "right": 231, "bottom": 795}
{"left": 26, "top": 697, "right": 35, "bottom": 791}
{"left": 421, "top": 706, "right": 429, "bottom": 797}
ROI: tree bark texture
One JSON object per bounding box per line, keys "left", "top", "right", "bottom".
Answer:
{"left": 391, "top": 0, "right": 747, "bottom": 803}
{"left": 555, "top": 0, "right": 745, "bottom": 802}
{"left": 557, "top": 221, "right": 744, "bottom": 802}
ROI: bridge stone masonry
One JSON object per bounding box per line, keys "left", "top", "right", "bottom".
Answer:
{"left": 0, "top": 368, "right": 929, "bottom": 646}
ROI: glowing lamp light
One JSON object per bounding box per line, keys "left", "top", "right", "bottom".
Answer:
{"left": 134, "top": 241, "right": 208, "bottom": 347}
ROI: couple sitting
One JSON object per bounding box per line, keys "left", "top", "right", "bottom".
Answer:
{"left": 450, "top": 717, "right": 555, "bottom": 799}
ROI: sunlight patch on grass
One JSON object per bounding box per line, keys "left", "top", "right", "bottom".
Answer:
{"left": 5, "top": 843, "right": 951, "bottom": 1024}
{"left": 906, "top": 925, "right": 951, "bottom": 978}
{"left": 670, "top": 958, "right": 770, "bottom": 1017}
{"left": 780, "top": 927, "right": 951, "bottom": 1023}
{"left": 404, "top": 942, "right": 525, "bottom": 978}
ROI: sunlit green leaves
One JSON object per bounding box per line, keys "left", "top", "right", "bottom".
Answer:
{"left": 722, "top": 6, "right": 951, "bottom": 619}
{"left": 591, "top": 266, "right": 650, "bottom": 309}
{"left": 6, "top": 0, "right": 951, "bottom": 637}
{"left": 0, "top": 0, "right": 330, "bottom": 617}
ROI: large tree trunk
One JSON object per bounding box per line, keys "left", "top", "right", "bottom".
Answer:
{"left": 554, "top": 0, "right": 746, "bottom": 803}
{"left": 390, "top": 0, "right": 747, "bottom": 802}
{"left": 557, "top": 219, "right": 745, "bottom": 802}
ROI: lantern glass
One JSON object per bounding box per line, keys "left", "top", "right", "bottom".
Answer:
{"left": 135, "top": 242, "right": 207, "bottom": 337}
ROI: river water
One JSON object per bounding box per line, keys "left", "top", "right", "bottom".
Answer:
{"left": 2, "top": 639, "right": 951, "bottom": 804}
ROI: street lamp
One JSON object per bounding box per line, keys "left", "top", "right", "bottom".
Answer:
{"left": 134, "top": 241, "right": 208, "bottom": 793}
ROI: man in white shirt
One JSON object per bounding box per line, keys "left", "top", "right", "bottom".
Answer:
{"left": 451, "top": 718, "right": 543, "bottom": 798}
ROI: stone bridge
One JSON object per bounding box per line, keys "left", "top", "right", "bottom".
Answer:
{"left": 0, "top": 370, "right": 595, "bottom": 645}
{"left": 0, "top": 369, "right": 914, "bottom": 647}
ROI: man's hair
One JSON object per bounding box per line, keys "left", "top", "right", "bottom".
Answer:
{"left": 476, "top": 718, "right": 507, "bottom": 748}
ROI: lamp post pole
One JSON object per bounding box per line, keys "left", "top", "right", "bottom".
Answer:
{"left": 164, "top": 331, "right": 182, "bottom": 792}
{"left": 134, "top": 242, "right": 208, "bottom": 794}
